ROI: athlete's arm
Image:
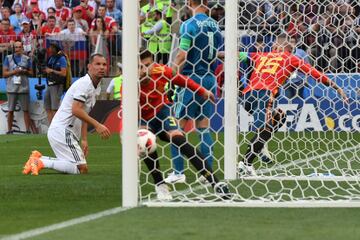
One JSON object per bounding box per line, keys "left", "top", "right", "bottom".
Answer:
{"left": 81, "top": 121, "right": 89, "bottom": 157}
{"left": 72, "top": 100, "right": 111, "bottom": 139}
{"left": 293, "top": 56, "right": 348, "bottom": 103}
{"left": 172, "top": 49, "right": 187, "bottom": 73}
{"left": 171, "top": 22, "right": 190, "bottom": 73}
{"left": 168, "top": 69, "right": 214, "bottom": 102}
{"left": 292, "top": 56, "right": 348, "bottom": 103}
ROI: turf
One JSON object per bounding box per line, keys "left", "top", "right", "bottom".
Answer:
{"left": 1, "top": 133, "right": 360, "bottom": 239}
{"left": 0, "top": 134, "right": 121, "bottom": 235}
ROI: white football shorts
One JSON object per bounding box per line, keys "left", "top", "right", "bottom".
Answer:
{"left": 47, "top": 127, "right": 87, "bottom": 165}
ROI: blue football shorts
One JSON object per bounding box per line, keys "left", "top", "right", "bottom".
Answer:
{"left": 140, "top": 104, "right": 179, "bottom": 134}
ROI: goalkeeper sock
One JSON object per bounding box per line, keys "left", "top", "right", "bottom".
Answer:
{"left": 172, "top": 135, "right": 218, "bottom": 187}
{"left": 40, "top": 156, "right": 80, "bottom": 174}
{"left": 198, "top": 128, "right": 214, "bottom": 169}
{"left": 170, "top": 144, "right": 185, "bottom": 174}
{"left": 244, "top": 129, "right": 272, "bottom": 165}
{"left": 143, "top": 151, "right": 164, "bottom": 185}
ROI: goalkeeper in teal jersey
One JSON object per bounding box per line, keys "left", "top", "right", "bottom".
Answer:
{"left": 165, "top": 0, "right": 223, "bottom": 184}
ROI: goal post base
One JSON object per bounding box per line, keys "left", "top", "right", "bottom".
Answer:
{"left": 143, "top": 201, "right": 360, "bottom": 208}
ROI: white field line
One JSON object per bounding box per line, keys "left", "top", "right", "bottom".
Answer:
{"left": 0, "top": 207, "right": 133, "bottom": 240}
{"left": 144, "top": 145, "right": 360, "bottom": 206}
{"left": 240, "top": 175, "right": 360, "bottom": 181}
{"left": 142, "top": 182, "right": 213, "bottom": 206}
{"left": 257, "top": 144, "right": 360, "bottom": 175}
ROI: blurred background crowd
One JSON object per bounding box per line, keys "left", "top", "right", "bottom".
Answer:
{"left": 237, "top": 0, "right": 360, "bottom": 73}
{"left": 0, "top": 0, "right": 122, "bottom": 77}
{"left": 0, "top": 0, "right": 359, "bottom": 134}
{"left": 0, "top": 0, "right": 357, "bottom": 78}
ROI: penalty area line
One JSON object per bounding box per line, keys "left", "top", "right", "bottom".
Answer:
{"left": 1, "top": 207, "right": 134, "bottom": 240}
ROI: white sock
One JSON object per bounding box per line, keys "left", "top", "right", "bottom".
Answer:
{"left": 40, "top": 156, "right": 80, "bottom": 174}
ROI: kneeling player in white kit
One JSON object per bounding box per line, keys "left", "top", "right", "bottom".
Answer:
{"left": 22, "top": 54, "right": 111, "bottom": 175}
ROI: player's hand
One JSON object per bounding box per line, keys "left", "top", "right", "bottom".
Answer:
{"left": 95, "top": 123, "right": 111, "bottom": 139}
{"left": 81, "top": 140, "right": 89, "bottom": 157}
{"left": 202, "top": 90, "right": 215, "bottom": 103}
{"left": 337, "top": 89, "right": 349, "bottom": 104}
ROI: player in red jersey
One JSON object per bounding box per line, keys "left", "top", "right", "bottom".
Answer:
{"left": 221, "top": 34, "right": 348, "bottom": 176}
{"left": 136, "top": 50, "right": 230, "bottom": 200}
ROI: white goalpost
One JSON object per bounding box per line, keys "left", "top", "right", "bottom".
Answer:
{"left": 122, "top": 0, "right": 139, "bottom": 207}
{"left": 123, "top": 0, "right": 360, "bottom": 207}
{"left": 223, "top": 0, "right": 239, "bottom": 181}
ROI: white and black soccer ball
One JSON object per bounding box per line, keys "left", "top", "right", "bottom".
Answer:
{"left": 137, "top": 129, "right": 157, "bottom": 157}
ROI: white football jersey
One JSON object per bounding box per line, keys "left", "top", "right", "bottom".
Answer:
{"left": 49, "top": 74, "right": 101, "bottom": 139}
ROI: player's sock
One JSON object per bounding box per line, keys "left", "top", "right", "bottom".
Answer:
{"left": 245, "top": 109, "right": 286, "bottom": 164}
{"left": 40, "top": 156, "right": 80, "bottom": 174}
{"left": 172, "top": 135, "right": 218, "bottom": 187}
{"left": 198, "top": 128, "right": 214, "bottom": 169}
{"left": 244, "top": 110, "right": 286, "bottom": 165}
{"left": 244, "top": 129, "right": 272, "bottom": 165}
{"left": 143, "top": 151, "right": 164, "bottom": 185}
{"left": 170, "top": 144, "right": 185, "bottom": 174}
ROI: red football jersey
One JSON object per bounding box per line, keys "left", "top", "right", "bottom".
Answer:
{"left": 0, "top": 29, "right": 16, "bottom": 43}
{"left": 55, "top": 7, "right": 71, "bottom": 22}
{"left": 243, "top": 51, "right": 330, "bottom": 95}
{"left": 90, "top": 16, "right": 117, "bottom": 31}
{"left": 139, "top": 64, "right": 206, "bottom": 120}
{"left": 80, "top": 5, "right": 95, "bottom": 26}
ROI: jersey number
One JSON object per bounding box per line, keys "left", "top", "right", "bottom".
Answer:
{"left": 168, "top": 117, "right": 177, "bottom": 127}
{"left": 207, "top": 32, "right": 214, "bottom": 60}
{"left": 255, "top": 56, "right": 283, "bottom": 75}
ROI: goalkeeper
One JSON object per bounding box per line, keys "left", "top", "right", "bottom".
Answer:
{"left": 166, "top": 0, "right": 223, "bottom": 184}
{"left": 136, "top": 50, "right": 230, "bottom": 201}
{"left": 219, "top": 34, "right": 349, "bottom": 176}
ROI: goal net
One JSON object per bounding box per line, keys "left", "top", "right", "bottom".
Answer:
{"left": 122, "top": 0, "right": 360, "bottom": 207}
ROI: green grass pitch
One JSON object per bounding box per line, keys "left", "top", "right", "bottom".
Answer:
{"left": 1, "top": 133, "right": 360, "bottom": 239}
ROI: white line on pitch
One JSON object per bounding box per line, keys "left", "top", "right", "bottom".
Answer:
{"left": 1, "top": 207, "right": 133, "bottom": 240}
{"left": 257, "top": 144, "right": 360, "bottom": 175}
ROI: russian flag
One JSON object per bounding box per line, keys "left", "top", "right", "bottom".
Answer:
{"left": 45, "top": 37, "right": 88, "bottom": 60}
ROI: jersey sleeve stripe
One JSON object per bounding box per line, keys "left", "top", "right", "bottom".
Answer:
{"left": 74, "top": 98, "right": 85, "bottom": 103}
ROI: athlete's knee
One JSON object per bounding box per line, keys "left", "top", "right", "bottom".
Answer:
{"left": 196, "top": 118, "right": 210, "bottom": 129}
{"left": 179, "top": 119, "right": 187, "bottom": 129}
{"left": 77, "top": 164, "right": 88, "bottom": 174}
{"left": 168, "top": 130, "right": 184, "bottom": 142}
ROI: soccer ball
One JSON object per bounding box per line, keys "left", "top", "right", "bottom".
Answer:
{"left": 137, "top": 129, "right": 157, "bottom": 157}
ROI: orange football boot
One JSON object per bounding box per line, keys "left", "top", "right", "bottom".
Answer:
{"left": 30, "top": 158, "right": 44, "bottom": 176}
{"left": 22, "top": 151, "right": 43, "bottom": 175}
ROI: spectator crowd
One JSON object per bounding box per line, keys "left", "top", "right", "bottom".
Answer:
{"left": 139, "top": 0, "right": 359, "bottom": 74}
{"left": 0, "top": 0, "right": 122, "bottom": 77}
{"left": 238, "top": 0, "right": 360, "bottom": 73}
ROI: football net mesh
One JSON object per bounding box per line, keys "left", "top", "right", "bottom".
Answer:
{"left": 138, "top": 0, "right": 360, "bottom": 206}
